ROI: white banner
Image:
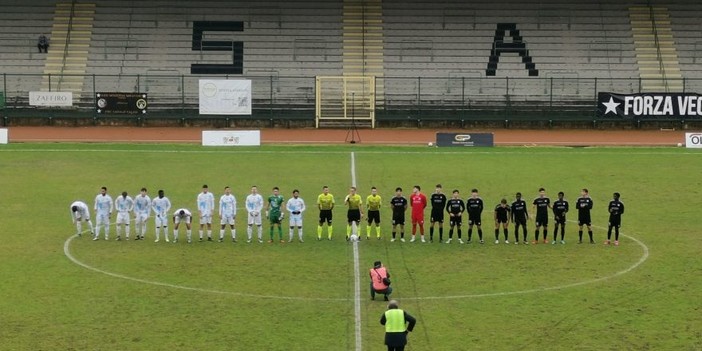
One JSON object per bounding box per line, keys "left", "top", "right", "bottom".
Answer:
{"left": 202, "top": 130, "right": 260, "bottom": 146}
{"left": 29, "top": 91, "right": 73, "bottom": 107}
{"left": 685, "top": 132, "right": 702, "bottom": 148}
{"left": 0, "top": 128, "right": 7, "bottom": 144}
{"left": 199, "top": 79, "right": 251, "bottom": 115}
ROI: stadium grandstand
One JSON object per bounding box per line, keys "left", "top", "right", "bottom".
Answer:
{"left": 0, "top": 0, "right": 700, "bottom": 128}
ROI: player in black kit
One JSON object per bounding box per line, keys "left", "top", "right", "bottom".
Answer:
{"left": 493, "top": 199, "right": 511, "bottom": 244}
{"left": 532, "top": 188, "right": 551, "bottom": 244}
{"left": 605, "top": 192, "right": 625, "bottom": 246}
{"left": 445, "top": 190, "right": 465, "bottom": 244}
{"left": 576, "top": 188, "right": 594, "bottom": 244}
{"left": 511, "top": 192, "right": 529, "bottom": 244}
{"left": 466, "top": 189, "right": 484, "bottom": 244}
{"left": 390, "top": 187, "right": 408, "bottom": 242}
{"left": 429, "top": 184, "right": 447, "bottom": 243}
{"left": 552, "top": 191, "right": 569, "bottom": 244}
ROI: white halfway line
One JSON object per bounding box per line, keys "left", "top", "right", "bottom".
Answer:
{"left": 350, "top": 151, "right": 363, "bottom": 351}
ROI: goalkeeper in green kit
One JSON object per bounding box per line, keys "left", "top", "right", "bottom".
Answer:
{"left": 267, "top": 187, "right": 285, "bottom": 243}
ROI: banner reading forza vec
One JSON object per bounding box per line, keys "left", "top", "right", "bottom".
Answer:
{"left": 96, "top": 93, "right": 147, "bottom": 114}
{"left": 199, "top": 79, "right": 251, "bottom": 115}
{"left": 598, "top": 92, "right": 702, "bottom": 119}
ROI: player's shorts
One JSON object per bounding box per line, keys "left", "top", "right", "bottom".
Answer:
{"left": 392, "top": 213, "right": 405, "bottom": 226}
{"left": 319, "top": 209, "right": 333, "bottom": 224}
{"left": 411, "top": 212, "right": 424, "bottom": 225}
{"left": 579, "top": 216, "right": 592, "bottom": 226}
{"left": 608, "top": 216, "right": 621, "bottom": 227}
{"left": 269, "top": 211, "right": 282, "bottom": 225}
{"left": 449, "top": 215, "right": 462, "bottom": 226}
{"left": 116, "top": 212, "right": 130, "bottom": 225}
{"left": 220, "top": 214, "right": 236, "bottom": 226}
{"left": 199, "top": 213, "right": 212, "bottom": 224}
{"left": 135, "top": 212, "right": 149, "bottom": 223}
{"left": 513, "top": 217, "right": 527, "bottom": 227}
{"left": 430, "top": 210, "right": 444, "bottom": 223}
{"left": 535, "top": 215, "right": 549, "bottom": 227}
{"left": 367, "top": 210, "right": 380, "bottom": 224}
{"left": 96, "top": 212, "right": 110, "bottom": 225}
{"left": 289, "top": 216, "right": 303, "bottom": 227}
{"left": 347, "top": 209, "right": 361, "bottom": 223}
{"left": 248, "top": 211, "right": 262, "bottom": 226}
{"left": 174, "top": 215, "right": 191, "bottom": 225}
{"left": 468, "top": 214, "right": 481, "bottom": 226}
{"left": 155, "top": 214, "right": 168, "bottom": 227}
{"left": 495, "top": 216, "right": 508, "bottom": 224}
{"left": 554, "top": 214, "right": 566, "bottom": 225}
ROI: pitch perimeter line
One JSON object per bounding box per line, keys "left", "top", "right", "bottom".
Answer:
{"left": 350, "top": 151, "right": 363, "bottom": 351}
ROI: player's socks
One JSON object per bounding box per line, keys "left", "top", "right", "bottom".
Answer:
{"left": 247, "top": 226, "right": 253, "bottom": 241}
{"left": 105, "top": 226, "right": 110, "bottom": 240}
{"left": 125, "top": 224, "right": 130, "bottom": 239}
{"left": 257, "top": 225, "right": 263, "bottom": 241}
{"left": 207, "top": 230, "right": 212, "bottom": 239}
{"left": 76, "top": 222, "right": 82, "bottom": 235}
{"left": 542, "top": 229, "right": 547, "bottom": 241}
{"left": 449, "top": 228, "right": 454, "bottom": 239}
{"left": 328, "top": 226, "right": 333, "bottom": 239}
{"left": 155, "top": 227, "right": 160, "bottom": 241}
{"left": 317, "top": 225, "right": 323, "bottom": 239}
{"left": 232, "top": 229, "right": 237, "bottom": 240}
{"left": 468, "top": 228, "right": 472, "bottom": 241}
{"left": 289, "top": 228, "right": 294, "bottom": 241}
{"left": 457, "top": 228, "right": 462, "bottom": 239}
{"left": 534, "top": 229, "right": 539, "bottom": 241}
{"left": 367, "top": 226, "right": 372, "bottom": 238}
{"left": 270, "top": 227, "right": 274, "bottom": 240}
{"left": 186, "top": 230, "right": 191, "bottom": 242}
{"left": 298, "top": 227, "right": 304, "bottom": 241}
{"left": 504, "top": 228, "right": 509, "bottom": 240}
{"left": 494, "top": 229, "right": 499, "bottom": 240}
{"left": 140, "top": 223, "right": 146, "bottom": 238}
{"left": 173, "top": 229, "right": 178, "bottom": 241}
{"left": 439, "top": 227, "right": 443, "bottom": 242}
{"left": 199, "top": 230, "right": 203, "bottom": 239}
{"left": 400, "top": 232, "right": 405, "bottom": 239}
{"left": 560, "top": 227, "right": 565, "bottom": 240}
{"left": 578, "top": 230, "right": 583, "bottom": 242}
{"left": 87, "top": 220, "right": 94, "bottom": 234}
{"left": 376, "top": 227, "right": 381, "bottom": 238}
{"left": 346, "top": 224, "right": 351, "bottom": 238}
{"left": 588, "top": 230, "right": 593, "bottom": 243}
{"left": 392, "top": 231, "right": 396, "bottom": 239}
{"left": 477, "top": 229, "right": 482, "bottom": 241}
{"left": 614, "top": 228, "right": 619, "bottom": 241}
{"left": 278, "top": 226, "right": 283, "bottom": 240}
{"left": 220, "top": 229, "right": 225, "bottom": 240}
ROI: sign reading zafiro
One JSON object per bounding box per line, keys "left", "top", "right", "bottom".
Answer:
{"left": 685, "top": 132, "right": 702, "bottom": 148}
{"left": 436, "top": 133, "right": 494, "bottom": 147}
{"left": 29, "top": 91, "right": 73, "bottom": 107}
{"left": 202, "top": 130, "right": 261, "bottom": 146}
{"left": 199, "top": 79, "right": 252, "bottom": 115}
{"left": 599, "top": 92, "right": 702, "bottom": 119}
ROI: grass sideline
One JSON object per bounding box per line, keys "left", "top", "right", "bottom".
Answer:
{"left": 0, "top": 144, "right": 700, "bottom": 350}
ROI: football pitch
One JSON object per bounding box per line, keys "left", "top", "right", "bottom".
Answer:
{"left": 0, "top": 143, "right": 700, "bottom": 350}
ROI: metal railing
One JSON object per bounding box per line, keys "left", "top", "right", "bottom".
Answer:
{"left": 57, "top": 0, "right": 77, "bottom": 90}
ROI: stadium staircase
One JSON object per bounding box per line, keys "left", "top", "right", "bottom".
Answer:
{"left": 331, "top": 0, "right": 384, "bottom": 128}
{"left": 629, "top": 6, "right": 683, "bottom": 92}
{"left": 41, "top": 2, "right": 95, "bottom": 100}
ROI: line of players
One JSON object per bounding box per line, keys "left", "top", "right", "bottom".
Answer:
{"left": 70, "top": 184, "right": 625, "bottom": 246}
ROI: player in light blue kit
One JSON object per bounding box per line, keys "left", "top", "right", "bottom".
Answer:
{"left": 197, "top": 184, "right": 215, "bottom": 241}
{"left": 286, "top": 189, "right": 306, "bottom": 243}
{"left": 245, "top": 186, "right": 264, "bottom": 243}
{"left": 152, "top": 189, "right": 172, "bottom": 242}
{"left": 219, "top": 186, "right": 237, "bottom": 242}
{"left": 93, "top": 186, "right": 113, "bottom": 241}
{"left": 133, "top": 188, "right": 151, "bottom": 240}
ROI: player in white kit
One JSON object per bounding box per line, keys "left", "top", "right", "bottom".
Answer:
{"left": 93, "top": 186, "right": 114, "bottom": 241}
{"left": 286, "top": 189, "right": 306, "bottom": 242}
{"left": 133, "top": 188, "right": 151, "bottom": 240}
{"left": 172, "top": 208, "right": 193, "bottom": 243}
{"left": 219, "top": 186, "right": 237, "bottom": 242}
{"left": 151, "top": 189, "right": 172, "bottom": 242}
{"left": 245, "top": 185, "right": 264, "bottom": 243}
{"left": 70, "top": 201, "right": 94, "bottom": 237}
{"left": 197, "top": 184, "right": 215, "bottom": 242}
{"left": 114, "top": 191, "right": 134, "bottom": 240}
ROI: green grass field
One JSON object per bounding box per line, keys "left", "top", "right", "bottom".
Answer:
{"left": 0, "top": 144, "right": 700, "bottom": 351}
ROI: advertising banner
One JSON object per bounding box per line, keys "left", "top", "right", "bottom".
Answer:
{"left": 202, "top": 130, "right": 261, "bottom": 146}
{"left": 598, "top": 92, "right": 702, "bottom": 119}
{"left": 199, "top": 79, "right": 251, "bottom": 115}
{"left": 436, "top": 133, "right": 494, "bottom": 147}
{"left": 29, "top": 91, "right": 73, "bottom": 107}
{"left": 96, "top": 92, "right": 147, "bottom": 114}
{"left": 685, "top": 132, "right": 702, "bottom": 148}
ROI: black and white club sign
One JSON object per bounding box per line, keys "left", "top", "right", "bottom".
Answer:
{"left": 598, "top": 92, "right": 702, "bottom": 119}
{"left": 96, "top": 92, "right": 148, "bottom": 114}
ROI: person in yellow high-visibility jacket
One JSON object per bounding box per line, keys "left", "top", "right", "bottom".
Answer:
{"left": 379, "top": 300, "right": 417, "bottom": 351}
